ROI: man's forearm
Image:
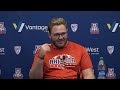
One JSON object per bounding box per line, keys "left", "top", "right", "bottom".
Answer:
{"left": 29, "top": 58, "right": 43, "bottom": 79}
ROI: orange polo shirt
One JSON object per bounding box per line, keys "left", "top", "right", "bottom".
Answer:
{"left": 32, "top": 41, "right": 93, "bottom": 79}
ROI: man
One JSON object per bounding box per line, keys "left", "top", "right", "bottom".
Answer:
{"left": 29, "top": 18, "right": 95, "bottom": 79}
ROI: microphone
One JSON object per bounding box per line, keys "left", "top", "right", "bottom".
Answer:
{"left": 62, "top": 55, "right": 65, "bottom": 60}
{"left": 62, "top": 55, "right": 66, "bottom": 64}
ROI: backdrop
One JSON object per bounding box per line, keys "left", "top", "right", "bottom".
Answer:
{"left": 0, "top": 11, "right": 120, "bottom": 79}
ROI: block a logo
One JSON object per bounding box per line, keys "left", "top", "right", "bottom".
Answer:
{"left": 13, "top": 68, "right": 23, "bottom": 79}
{"left": 90, "top": 23, "right": 99, "bottom": 34}
{"left": 0, "top": 22, "right": 6, "bottom": 35}
{"left": 106, "top": 68, "right": 116, "bottom": 79}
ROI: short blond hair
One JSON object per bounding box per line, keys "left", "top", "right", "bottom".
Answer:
{"left": 48, "top": 18, "right": 67, "bottom": 33}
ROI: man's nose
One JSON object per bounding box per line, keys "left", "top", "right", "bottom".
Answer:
{"left": 58, "top": 35, "right": 63, "bottom": 39}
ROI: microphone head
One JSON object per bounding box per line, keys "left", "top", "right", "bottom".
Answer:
{"left": 62, "top": 55, "right": 66, "bottom": 60}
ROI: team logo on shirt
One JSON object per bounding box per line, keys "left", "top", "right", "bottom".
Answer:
{"left": 49, "top": 54, "right": 76, "bottom": 69}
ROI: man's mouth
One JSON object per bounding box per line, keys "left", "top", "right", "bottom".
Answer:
{"left": 57, "top": 40, "right": 64, "bottom": 44}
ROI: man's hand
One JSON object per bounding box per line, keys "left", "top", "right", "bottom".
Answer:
{"left": 38, "top": 43, "right": 51, "bottom": 59}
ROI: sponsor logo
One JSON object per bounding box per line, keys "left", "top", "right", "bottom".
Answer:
{"left": 98, "top": 57, "right": 106, "bottom": 70}
{"left": 13, "top": 21, "right": 48, "bottom": 32}
{"left": 107, "top": 21, "right": 120, "bottom": 32}
{"left": 98, "top": 71, "right": 106, "bottom": 79}
{"left": 86, "top": 47, "right": 99, "bottom": 55}
{"left": 0, "top": 48, "right": 5, "bottom": 55}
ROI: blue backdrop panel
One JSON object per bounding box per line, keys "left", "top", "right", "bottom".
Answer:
{"left": 0, "top": 11, "right": 120, "bottom": 79}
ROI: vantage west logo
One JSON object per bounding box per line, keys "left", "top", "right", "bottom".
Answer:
{"left": 86, "top": 47, "right": 99, "bottom": 55}
{"left": 13, "top": 21, "right": 48, "bottom": 32}
{"left": 107, "top": 21, "right": 120, "bottom": 32}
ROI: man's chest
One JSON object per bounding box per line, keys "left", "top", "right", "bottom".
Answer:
{"left": 44, "top": 49, "right": 82, "bottom": 70}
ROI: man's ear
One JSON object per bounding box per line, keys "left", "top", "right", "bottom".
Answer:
{"left": 48, "top": 32, "right": 51, "bottom": 39}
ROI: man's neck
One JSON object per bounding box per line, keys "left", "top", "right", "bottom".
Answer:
{"left": 52, "top": 41, "right": 69, "bottom": 49}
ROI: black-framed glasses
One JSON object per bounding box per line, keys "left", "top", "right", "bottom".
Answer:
{"left": 51, "top": 32, "right": 67, "bottom": 38}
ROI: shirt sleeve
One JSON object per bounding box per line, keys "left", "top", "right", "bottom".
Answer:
{"left": 31, "top": 48, "right": 40, "bottom": 68}
{"left": 80, "top": 47, "right": 93, "bottom": 70}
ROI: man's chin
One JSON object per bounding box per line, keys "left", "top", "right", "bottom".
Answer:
{"left": 55, "top": 43, "right": 65, "bottom": 48}
{"left": 52, "top": 40, "right": 67, "bottom": 48}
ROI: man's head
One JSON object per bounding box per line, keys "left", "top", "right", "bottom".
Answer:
{"left": 48, "top": 18, "right": 68, "bottom": 48}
